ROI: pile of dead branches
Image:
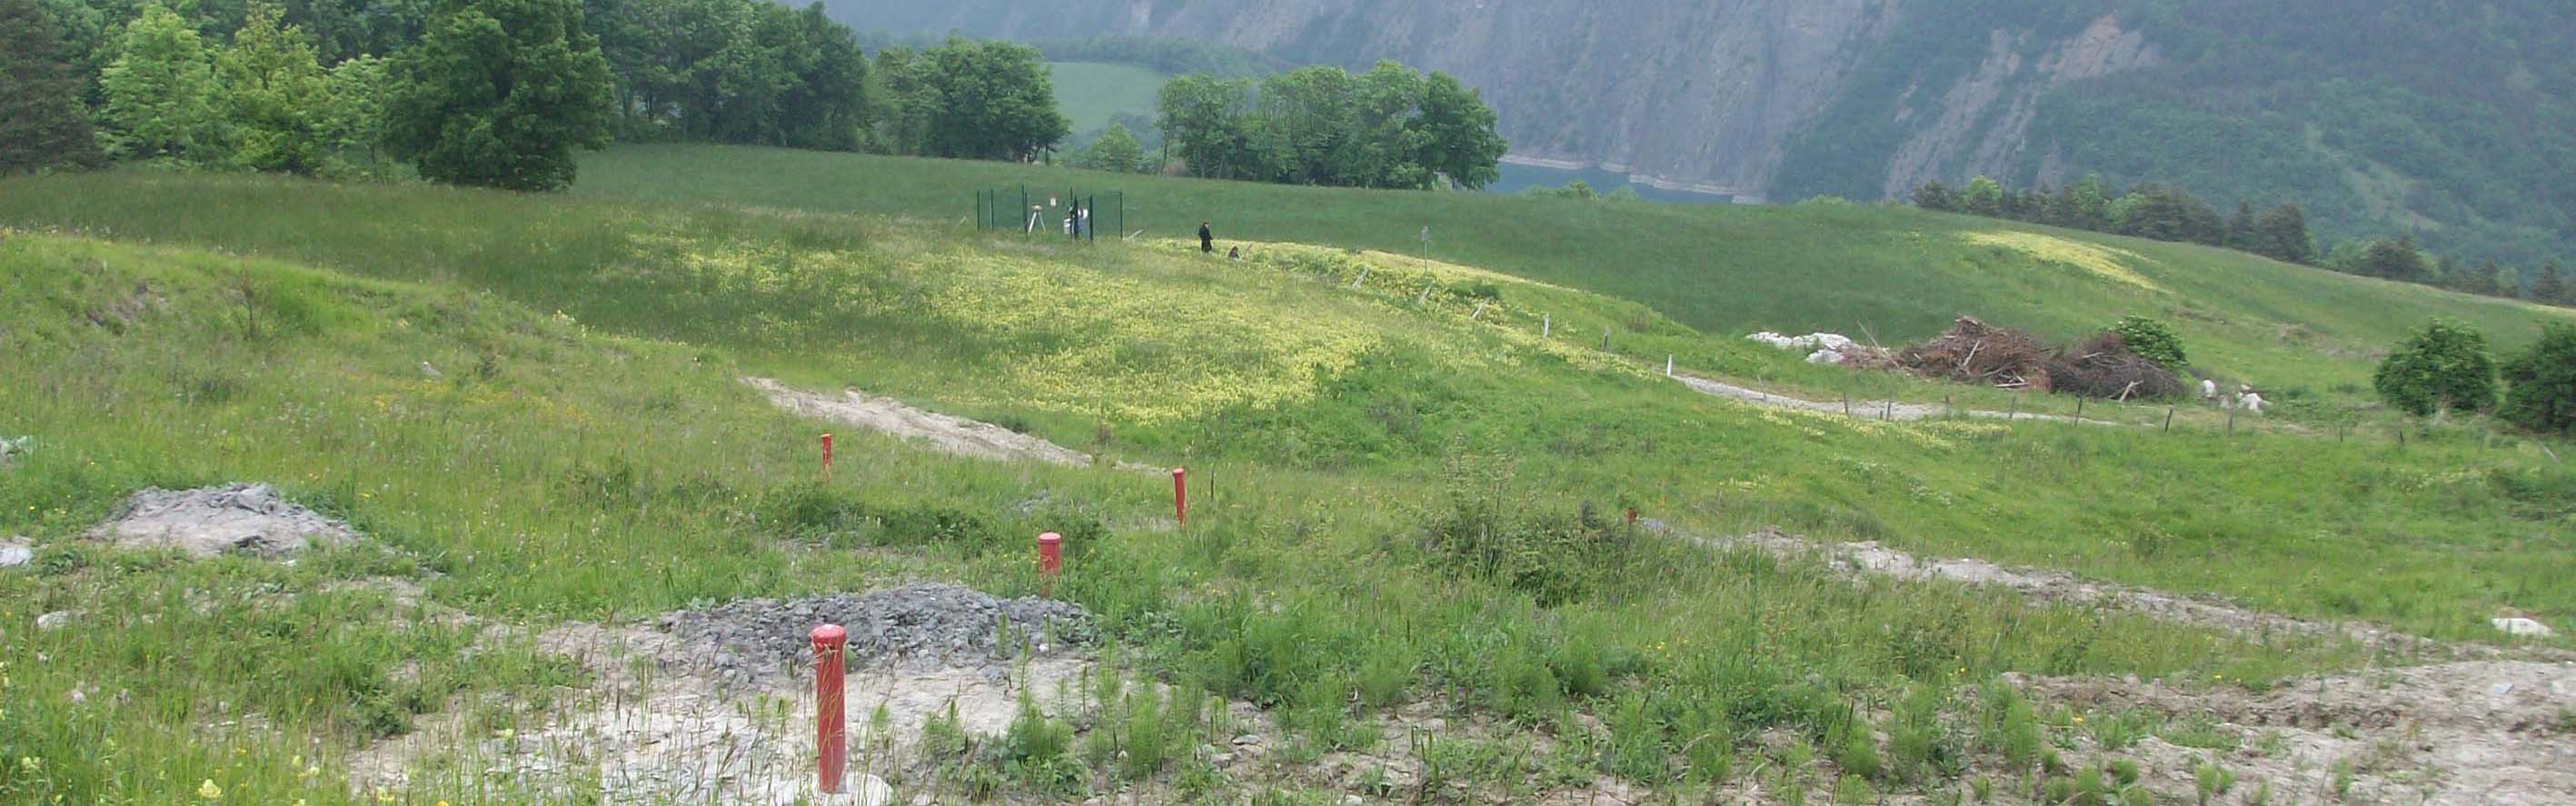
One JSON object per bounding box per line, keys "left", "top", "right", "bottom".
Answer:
{"left": 1895, "top": 316, "right": 2054, "bottom": 391}
{"left": 2047, "top": 332, "right": 2186, "bottom": 401}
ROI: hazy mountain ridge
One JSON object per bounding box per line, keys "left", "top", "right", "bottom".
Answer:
{"left": 829, "top": 0, "right": 2575, "bottom": 264}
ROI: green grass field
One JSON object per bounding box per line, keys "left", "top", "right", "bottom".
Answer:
{"left": 571, "top": 144, "right": 2576, "bottom": 416}
{"left": 1049, "top": 61, "right": 1167, "bottom": 136}
{"left": 1, "top": 154, "right": 2570, "bottom": 804}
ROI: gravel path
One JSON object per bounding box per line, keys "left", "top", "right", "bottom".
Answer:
{"left": 1671, "top": 373, "right": 2119, "bottom": 426}
{"left": 1656, "top": 522, "right": 2561, "bottom": 660}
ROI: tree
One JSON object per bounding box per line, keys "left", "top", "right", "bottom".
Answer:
{"left": 769, "top": 3, "right": 870, "bottom": 151}
{"left": 2062, "top": 174, "right": 2114, "bottom": 232}
{"left": 1155, "top": 73, "right": 1257, "bottom": 179}
{"left": 2355, "top": 236, "right": 2430, "bottom": 282}
{"left": 868, "top": 45, "right": 938, "bottom": 154}
{"left": 1410, "top": 70, "right": 1505, "bottom": 189}
{"left": 2224, "top": 202, "right": 2258, "bottom": 249}
{"left": 1961, "top": 176, "right": 2004, "bottom": 216}
{"left": 2250, "top": 203, "right": 2314, "bottom": 264}
{"left": 216, "top": 1, "right": 332, "bottom": 174}
{"left": 2373, "top": 319, "right": 2497, "bottom": 417}
{"left": 98, "top": 3, "right": 222, "bottom": 161}
{"left": 914, "top": 37, "right": 1066, "bottom": 162}
{"left": 385, "top": 0, "right": 613, "bottom": 190}
{"left": 2501, "top": 323, "right": 2576, "bottom": 434}
{"left": 0, "top": 0, "right": 102, "bottom": 174}
{"left": 320, "top": 53, "right": 390, "bottom": 171}
{"left": 1076, "top": 121, "right": 1142, "bottom": 173}
{"left": 1910, "top": 180, "right": 1956, "bottom": 212}
{"left": 2535, "top": 261, "right": 2569, "bottom": 304}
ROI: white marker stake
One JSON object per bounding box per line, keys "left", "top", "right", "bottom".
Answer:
{"left": 1351, "top": 268, "right": 1369, "bottom": 289}
{"left": 1416, "top": 284, "right": 1433, "bottom": 304}
{"left": 1471, "top": 302, "right": 1488, "bottom": 321}
{"left": 1542, "top": 313, "right": 1551, "bottom": 338}
{"left": 1666, "top": 355, "right": 1674, "bottom": 377}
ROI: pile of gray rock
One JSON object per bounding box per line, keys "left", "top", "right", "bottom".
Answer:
{"left": 87, "top": 483, "right": 358, "bottom": 559}
{"left": 661, "top": 583, "right": 1095, "bottom": 685}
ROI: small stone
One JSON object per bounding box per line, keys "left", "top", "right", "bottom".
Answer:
{"left": 0, "top": 542, "right": 31, "bottom": 568}
{"left": 2492, "top": 617, "right": 2554, "bottom": 638}
{"left": 1231, "top": 733, "right": 1262, "bottom": 746}
{"left": 420, "top": 361, "right": 443, "bottom": 379}
{"left": 35, "top": 610, "right": 73, "bottom": 631}
{"left": 2491, "top": 682, "right": 2515, "bottom": 696}
{"left": 1344, "top": 796, "right": 1364, "bottom": 805}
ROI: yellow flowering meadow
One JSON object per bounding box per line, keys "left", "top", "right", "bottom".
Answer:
{"left": 1961, "top": 231, "right": 2165, "bottom": 294}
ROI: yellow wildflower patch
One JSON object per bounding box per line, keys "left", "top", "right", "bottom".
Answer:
{"left": 1961, "top": 231, "right": 2165, "bottom": 294}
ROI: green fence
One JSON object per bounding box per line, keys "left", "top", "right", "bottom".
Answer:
{"left": 975, "top": 185, "right": 1124, "bottom": 242}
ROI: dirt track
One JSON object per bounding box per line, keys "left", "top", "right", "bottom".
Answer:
{"left": 1671, "top": 373, "right": 2121, "bottom": 426}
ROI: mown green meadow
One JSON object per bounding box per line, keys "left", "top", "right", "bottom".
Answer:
{"left": 1, "top": 161, "right": 2569, "bottom": 804}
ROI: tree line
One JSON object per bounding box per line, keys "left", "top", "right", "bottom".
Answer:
{"left": 1, "top": 0, "right": 1083, "bottom": 187}
{"left": 1913, "top": 175, "right": 2572, "bottom": 307}
{"left": 1155, "top": 61, "right": 1509, "bottom": 190}
{"left": 8, "top": 0, "right": 1507, "bottom": 195}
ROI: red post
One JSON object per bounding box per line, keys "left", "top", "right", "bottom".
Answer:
{"left": 1038, "top": 532, "right": 1063, "bottom": 575}
{"left": 811, "top": 624, "right": 847, "bottom": 794}
{"left": 1171, "top": 467, "right": 1188, "bottom": 525}
{"left": 820, "top": 433, "right": 834, "bottom": 479}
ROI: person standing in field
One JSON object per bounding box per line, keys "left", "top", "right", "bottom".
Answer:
{"left": 1199, "top": 221, "right": 1214, "bottom": 254}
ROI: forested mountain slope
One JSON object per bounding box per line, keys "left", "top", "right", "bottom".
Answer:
{"left": 821, "top": 0, "right": 2576, "bottom": 266}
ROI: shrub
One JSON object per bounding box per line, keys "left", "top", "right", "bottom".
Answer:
{"left": 2501, "top": 323, "right": 2576, "bottom": 434}
{"left": 2110, "top": 315, "right": 2188, "bottom": 369}
{"left": 2373, "top": 319, "right": 2496, "bottom": 416}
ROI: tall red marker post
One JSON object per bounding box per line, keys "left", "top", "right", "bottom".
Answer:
{"left": 820, "top": 433, "right": 834, "bottom": 480}
{"left": 811, "top": 624, "right": 848, "bottom": 793}
{"left": 1171, "top": 467, "right": 1187, "bottom": 525}
{"left": 1038, "top": 532, "right": 1063, "bottom": 574}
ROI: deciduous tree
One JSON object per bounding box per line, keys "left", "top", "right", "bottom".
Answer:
{"left": 98, "top": 3, "right": 222, "bottom": 161}
{"left": 385, "top": 0, "right": 613, "bottom": 190}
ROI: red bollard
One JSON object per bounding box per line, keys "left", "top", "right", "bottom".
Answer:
{"left": 1038, "top": 532, "right": 1062, "bottom": 575}
{"left": 820, "top": 433, "right": 834, "bottom": 479}
{"left": 811, "top": 624, "right": 847, "bottom": 793}
{"left": 1171, "top": 467, "right": 1188, "bottom": 525}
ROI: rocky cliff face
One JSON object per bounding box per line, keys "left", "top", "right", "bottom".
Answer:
{"left": 824, "top": 0, "right": 2160, "bottom": 201}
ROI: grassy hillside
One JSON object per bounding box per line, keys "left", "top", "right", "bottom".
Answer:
{"left": 1049, "top": 60, "right": 1168, "bottom": 136}
{"left": 4, "top": 171, "right": 2570, "bottom": 642}
{"left": 0, "top": 224, "right": 2371, "bottom": 806}
{"left": 4, "top": 169, "right": 2571, "bottom": 803}
{"left": 569, "top": 144, "right": 2576, "bottom": 415}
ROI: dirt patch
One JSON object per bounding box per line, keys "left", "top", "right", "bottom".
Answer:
{"left": 352, "top": 584, "right": 1100, "bottom": 805}
{"left": 86, "top": 483, "right": 358, "bottom": 559}
{"left": 1664, "top": 524, "right": 2565, "bottom": 661}
{"left": 748, "top": 377, "right": 1154, "bottom": 472}
{"left": 2020, "top": 661, "right": 2576, "bottom": 806}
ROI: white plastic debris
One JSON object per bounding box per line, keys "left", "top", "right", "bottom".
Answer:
{"left": 2491, "top": 617, "right": 2553, "bottom": 638}
{"left": 1747, "top": 332, "right": 1857, "bottom": 352}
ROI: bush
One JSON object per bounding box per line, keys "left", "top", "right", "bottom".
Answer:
{"left": 2372, "top": 319, "right": 2497, "bottom": 416}
{"left": 2501, "top": 323, "right": 2576, "bottom": 434}
{"left": 2110, "top": 315, "right": 2187, "bottom": 369}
